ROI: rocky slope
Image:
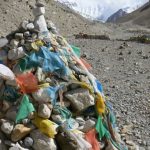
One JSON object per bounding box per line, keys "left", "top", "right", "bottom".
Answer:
{"left": 118, "top": 2, "right": 150, "bottom": 28}
{"left": 107, "top": 9, "right": 127, "bottom": 23}
{"left": 0, "top": 0, "right": 109, "bottom": 37}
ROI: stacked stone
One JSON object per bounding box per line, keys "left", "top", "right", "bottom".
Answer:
{"left": 0, "top": 1, "right": 127, "bottom": 150}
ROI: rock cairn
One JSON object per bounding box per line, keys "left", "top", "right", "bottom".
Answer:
{"left": 0, "top": 1, "right": 127, "bottom": 150}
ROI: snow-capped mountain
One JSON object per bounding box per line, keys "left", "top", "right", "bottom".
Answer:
{"left": 55, "top": 0, "right": 106, "bottom": 21}
{"left": 106, "top": 6, "right": 139, "bottom": 23}
{"left": 106, "top": 9, "right": 127, "bottom": 23}
{"left": 55, "top": 0, "right": 147, "bottom": 22}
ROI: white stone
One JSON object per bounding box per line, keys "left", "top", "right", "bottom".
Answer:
{"left": 65, "top": 88, "right": 95, "bottom": 112}
{"left": 38, "top": 104, "right": 51, "bottom": 119}
{"left": 34, "top": 15, "right": 48, "bottom": 33}
{"left": 21, "top": 20, "right": 29, "bottom": 30}
{"left": 26, "top": 23, "right": 34, "bottom": 30}
{"left": 32, "top": 88, "right": 51, "bottom": 103}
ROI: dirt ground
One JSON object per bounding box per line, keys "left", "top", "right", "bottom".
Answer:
{"left": 0, "top": 0, "right": 150, "bottom": 149}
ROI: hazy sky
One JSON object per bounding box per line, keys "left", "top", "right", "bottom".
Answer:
{"left": 59, "top": 0, "right": 149, "bottom": 20}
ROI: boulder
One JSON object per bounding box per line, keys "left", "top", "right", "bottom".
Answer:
{"left": 30, "top": 129, "right": 57, "bottom": 150}
{"left": 65, "top": 88, "right": 95, "bottom": 112}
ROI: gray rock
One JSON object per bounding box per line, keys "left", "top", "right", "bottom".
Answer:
{"left": 15, "top": 33, "right": 24, "bottom": 39}
{"left": 21, "top": 20, "right": 29, "bottom": 30}
{"left": 33, "top": 7, "right": 45, "bottom": 17}
{"left": 6, "top": 79, "right": 18, "bottom": 87}
{"left": 6, "top": 106, "right": 17, "bottom": 121}
{"left": 24, "top": 31, "right": 31, "bottom": 37}
{"left": 81, "top": 119, "right": 96, "bottom": 132}
{"left": 30, "top": 129, "right": 57, "bottom": 150}
{"left": 36, "top": 0, "right": 45, "bottom": 7}
{"left": 65, "top": 88, "right": 95, "bottom": 112}
{"left": 0, "top": 139, "right": 7, "bottom": 150}
{"left": 1, "top": 120, "right": 14, "bottom": 135}
{"left": 24, "top": 137, "right": 33, "bottom": 148}
{"left": 38, "top": 104, "right": 51, "bottom": 119}
{"left": 0, "top": 38, "right": 8, "bottom": 48}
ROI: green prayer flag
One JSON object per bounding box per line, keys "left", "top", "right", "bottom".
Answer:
{"left": 95, "top": 116, "right": 110, "bottom": 140}
{"left": 16, "top": 95, "right": 35, "bottom": 123}
{"left": 71, "top": 45, "right": 81, "bottom": 58}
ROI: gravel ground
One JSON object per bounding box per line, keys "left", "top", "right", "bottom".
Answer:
{"left": 68, "top": 38, "right": 150, "bottom": 149}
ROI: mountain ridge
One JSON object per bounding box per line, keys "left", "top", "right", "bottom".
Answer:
{"left": 117, "top": 2, "right": 150, "bottom": 27}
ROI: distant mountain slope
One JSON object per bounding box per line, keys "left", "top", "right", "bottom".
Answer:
{"left": 117, "top": 2, "right": 150, "bottom": 27}
{"left": 0, "top": 0, "right": 109, "bottom": 37}
{"left": 107, "top": 9, "right": 127, "bottom": 23}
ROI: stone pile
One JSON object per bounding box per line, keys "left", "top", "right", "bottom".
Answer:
{"left": 0, "top": 1, "right": 127, "bottom": 150}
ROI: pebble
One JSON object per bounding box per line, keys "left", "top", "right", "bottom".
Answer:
{"left": 121, "top": 124, "right": 133, "bottom": 134}
{"left": 38, "top": 104, "right": 51, "bottom": 119}
{"left": 1, "top": 119, "right": 14, "bottom": 135}
{"left": 32, "top": 33, "right": 38, "bottom": 39}
{"left": 11, "top": 124, "right": 32, "bottom": 142}
{"left": 26, "top": 23, "right": 34, "bottom": 30}
{"left": 24, "top": 137, "right": 33, "bottom": 148}
{"left": 15, "top": 33, "right": 24, "bottom": 39}
{"left": 24, "top": 31, "right": 31, "bottom": 37}
{"left": 126, "top": 140, "right": 139, "bottom": 150}
{"left": 10, "top": 39, "right": 19, "bottom": 48}
{"left": 21, "top": 20, "right": 29, "bottom": 30}
{"left": 22, "top": 119, "right": 30, "bottom": 125}
{"left": 0, "top": 38, "right": 8, "bottom": 48}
